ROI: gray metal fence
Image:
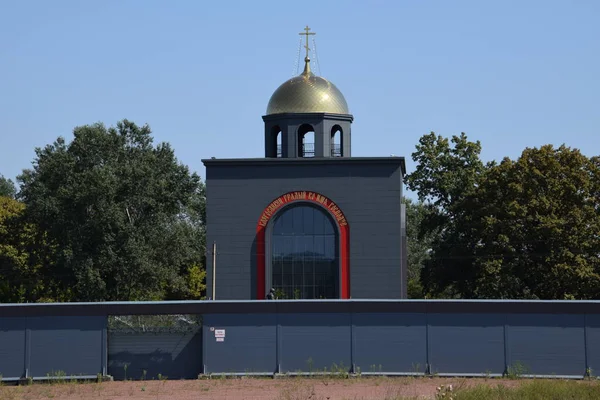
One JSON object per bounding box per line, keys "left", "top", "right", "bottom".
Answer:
{"left": 203, "top": 310, "right": 593, "bottom": 378}
{"left": 2, "top": 300, "right": 600, "bottom": 381}
{"left": 0, "top": 315, "right": 106, "bottom": 382}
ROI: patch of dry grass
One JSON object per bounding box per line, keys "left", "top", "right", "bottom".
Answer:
{"left": 1, "top": 376, "right": 599, "bottom": 400}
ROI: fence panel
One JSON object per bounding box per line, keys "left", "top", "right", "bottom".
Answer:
{"left": 0, "top": 317, "right": 27, "bottom": 380}
{"left": 428, "top": 313, "right": 505, "bottom": 376}
{"left": 353, "top": 312, "right": 426, "bottom": 374}
{"left": 29, "top": 316, "right": 105, "bottom": 379}
{"left": 506, "top": 313, "right": 586, "bottom": 377}
{"left": 203, "top": 313, "right": 276, "bottom": 374}
{"left": 279, "top": 313, "right": 351, "bottom": 373}
{"left": 585, "top": 314, "right": 600, "bottom": 376}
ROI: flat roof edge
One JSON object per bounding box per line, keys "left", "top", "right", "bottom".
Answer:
{"left": 2, "top": 299, "right": 600, "bottom": 317}
{"left": 202, "top": 157, "right": 407, "bottom": 174}
{"left": 201, "top": 157, "right": 405, "bottom": 163}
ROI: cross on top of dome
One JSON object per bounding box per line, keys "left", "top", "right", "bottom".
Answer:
{"left": 265, "top": 26, "right": 349, "bottom": 115}
{"left": 299, "top": 25, "right": 316, "bottom": 74}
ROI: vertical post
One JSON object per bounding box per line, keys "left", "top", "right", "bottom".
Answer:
{"left": 212, "top": 241, "right": 217, "bottom": 300}
{"left": 350, "top": 311, "right": 356, "bottom": 374}
{"left": 400, "top": 203, "right": 407, "bottom": 299}
{"left": 425, "top": 313, "right": 431, "bottom": 375}
{"left": 276, "top": 308, "right": 281, "bottom": 375}
{"left": 101, "top": 319, "right": 108, "bottom": 377}
{"left": 202, "top": 319, "right": 208, "bottom": 375}
{"left": 504, "top": 313, "right": 510, "bottom": 376}
{"left": 25, "top": 322, "right": 31, "bottom": 379}
{"left": 584, "top": 313, "right": 590, "bottom": 378}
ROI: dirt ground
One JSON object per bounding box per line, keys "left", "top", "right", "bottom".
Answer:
{"left": 0, "top": 376, "right": 530, "bottom": 400}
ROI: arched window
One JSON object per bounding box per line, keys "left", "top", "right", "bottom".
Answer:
{"left": 331, "top": 125, "right": 342, "bottom": 157}
{"left": 298, "top": 124, "right": 315, "bottom": 157}
{"left": 270, "top": 204, "right": 339, "bottom": 299}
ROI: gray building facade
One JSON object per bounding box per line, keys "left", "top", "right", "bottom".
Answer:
{"left": 202, "top": 46, "right": 407, "bottom": 300}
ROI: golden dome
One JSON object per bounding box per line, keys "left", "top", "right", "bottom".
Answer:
{"left": 266, "top": 59, "right": 349, "bottom": 115}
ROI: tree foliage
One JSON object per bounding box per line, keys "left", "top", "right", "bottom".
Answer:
{"left": 0, "top": 196, "right": 28, "bottom": 300}
{"left": 15, "top": 120, "right": 206, "bottom": 301}
{"left": 403, "top": 197, "right": 435, "bottom": 298}
{"left": 469, "top": 145, "right": 600, "bottom": 299}
{"left": 408, "top": 132, "right": 600, "bottom": 300}
{"left": 407, "top": 132, "right": 485, "bottom": 210}
{"left": 406, "top": 132, "right": 487, "bottom": 298}
{"left": 0, "top": 196, "right": 59, "bottom": 302}
{"left": 0, "top": 174, "right": 16, "bottom": 198}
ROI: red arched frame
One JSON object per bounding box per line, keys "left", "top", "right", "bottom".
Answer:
{"left": 256, "top": 191, "right": 350, "bottom": 300}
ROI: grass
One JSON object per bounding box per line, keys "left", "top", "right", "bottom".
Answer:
{"left": 272, "top": 378, "right": 600, "bottom": 400}
{"left": 449, "top": 380, "right": 600, "bottom": 400}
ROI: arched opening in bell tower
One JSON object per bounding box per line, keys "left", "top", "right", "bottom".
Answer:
{"left": 269, "top": 125, "right": 282, "bottom": 158}
{"left": 298, "top": 124, "right": 315, "bottom": 157}
{"left": 331, "top": 125, "right": 343, "bottom": 157}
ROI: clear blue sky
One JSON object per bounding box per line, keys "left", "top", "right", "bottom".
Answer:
{"left": 1, "top": 0, "right": 598, "bottom": 198}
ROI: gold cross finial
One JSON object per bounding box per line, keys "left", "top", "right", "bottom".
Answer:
{"left": 299, "top": 25, "right": 315, "bottom": 75}
{"left": 299, "top": 25, "right": 315, "bottom": 60}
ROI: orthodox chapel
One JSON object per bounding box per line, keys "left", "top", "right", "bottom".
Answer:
{"left": 202, "top": 27, "right": 407, "bottom": 300}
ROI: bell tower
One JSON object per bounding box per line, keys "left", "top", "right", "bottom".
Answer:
{"left": 262, "top": 26, "right": 353, "bottom": 159}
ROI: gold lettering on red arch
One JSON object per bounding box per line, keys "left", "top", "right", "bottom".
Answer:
{"left": 258, "top": 191, "right": 347, "bottom": 227}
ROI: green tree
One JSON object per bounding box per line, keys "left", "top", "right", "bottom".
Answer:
{"left": 17, "top": 119, "right": 206, "bottom": 301}
{"left": 0, "top": 174, "right": 16, "bottom": 198}
{"left": 406, "top": 132, "right": 486, "bottom": 298}
{"left": 469, "top": 145, "right": 600, "bottom": 299}
{"left": 408, "top": 131, "right": 600, "bottom": 300}
{"left": 0, "top": 196, "right": 28, "bottom": 301}
{"left": 406, "top": 132, "right": 485, "bottom": 217}
{"left": 185, "top": 264, "right": 207, "bottom": 300}
{"left": 403, "top": 197, "right": 435, "bottom": 298}
{"left": 0, "top": 197, "right": 59, "bottom": 302}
